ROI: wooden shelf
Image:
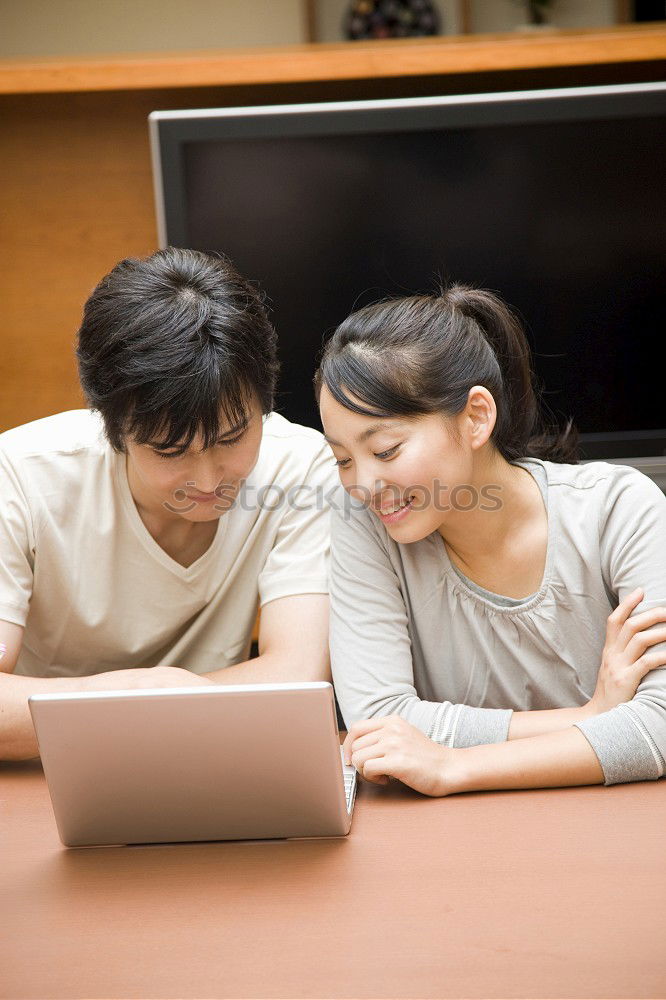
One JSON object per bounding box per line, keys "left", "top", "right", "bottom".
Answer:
{"left": 1, "top": 23, "right": 664, "bottom": 96}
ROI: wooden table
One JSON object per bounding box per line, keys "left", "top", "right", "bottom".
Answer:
{"left": 2, "top": 759, "right": 665, "bottom": 999}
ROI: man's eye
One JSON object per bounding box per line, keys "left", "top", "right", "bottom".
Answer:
{"left": 375, "top": 445, "right": 400, "bottom": 460}
{"left": 218, "top": 432, "right": 246, "bottom": 447}
{"left": 154, "top": 449, "right": 184, "bottom": 460}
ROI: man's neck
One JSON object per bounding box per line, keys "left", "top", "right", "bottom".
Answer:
{"left": 125, "top": 456, "right": 219, "bottom": 567}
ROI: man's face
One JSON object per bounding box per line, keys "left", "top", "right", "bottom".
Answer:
{"left": 124, "top": 398, "right": 264, "bottom": 523}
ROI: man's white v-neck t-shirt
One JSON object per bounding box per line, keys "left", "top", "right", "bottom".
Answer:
{"left": 0, "top": 409, "right": 336, "bottom": 677}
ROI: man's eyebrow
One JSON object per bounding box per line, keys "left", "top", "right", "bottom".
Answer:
{"left": 216, "top": 418, "right": 249, "bottom": 439}
{"left": 145, "top": 418, "right": 249, "bottom": 451}
{"left": 324, "top": 421, "right": 403, "bottom": 448}
{"left": 145, "top": 439, "right": 188, "bottom": 452}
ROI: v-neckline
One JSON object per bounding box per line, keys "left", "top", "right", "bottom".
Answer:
{"left": 114, "top": 451, "right": 227, "bottom": 580}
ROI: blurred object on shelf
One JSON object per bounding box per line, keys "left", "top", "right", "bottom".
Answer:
{"left": 344, "top": 0, "right": 441, "bottom": 39}
{"left": 520, "top": 0, "right": 555, "bottom": 27}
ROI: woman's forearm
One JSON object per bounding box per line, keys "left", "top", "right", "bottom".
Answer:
{"left": 507, "top": 702, "right": 596, "bottom": 740}
{"left": 453, "top": 726, "right": 604, "bottom": 792}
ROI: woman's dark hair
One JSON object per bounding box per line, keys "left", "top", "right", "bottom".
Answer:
{"left": 314, "top": 285, "right": 578, "bottom": 464}
{"left": 77, "top": 247, "right": 279, "bottom": 452}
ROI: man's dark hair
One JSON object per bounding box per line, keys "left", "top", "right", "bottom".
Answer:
{"left": 76, "top": 247, "right": 279, "bottom": 452}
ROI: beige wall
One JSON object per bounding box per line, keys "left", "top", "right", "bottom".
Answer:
{"left": 0, "top": 0, "right": 306, "bottom": 57}
{"left": 0, "top": 0, "right": 621, "bottom": 55}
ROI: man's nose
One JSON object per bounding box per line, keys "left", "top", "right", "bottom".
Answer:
{"left": 190, "top": 452, "right": 225, "bottom": 494}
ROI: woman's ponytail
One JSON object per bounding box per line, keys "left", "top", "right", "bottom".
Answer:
{"left": 441, "top": 286, "right": 579, "bottom": 463}
{"left": 316, "top": 283, "right": 580, "bottom": 464}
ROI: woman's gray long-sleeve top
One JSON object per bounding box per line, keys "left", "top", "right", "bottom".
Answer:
{"left": 330, "top": 459, "right": 666, "bottom": 785}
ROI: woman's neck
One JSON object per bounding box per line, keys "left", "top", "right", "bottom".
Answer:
{"left": 438, "top": 454, "right": 548, "bottom": 598}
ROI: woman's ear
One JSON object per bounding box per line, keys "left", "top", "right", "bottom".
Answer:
{"left": 464, "top": 385, "right": 497, "bottom": 451}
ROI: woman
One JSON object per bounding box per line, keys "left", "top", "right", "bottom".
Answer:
{"left": 316, "top": 286, "right": 666, "bottom": 795}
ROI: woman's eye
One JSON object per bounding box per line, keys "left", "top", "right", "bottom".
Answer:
{"left": 154, "top": 450, "right": 183, "bottom": 460}
{"left": 375, "top": 445, "right": 400, "bottom": 460}
{"left": 334, "top": 457, "right": 351, "bottom": 468}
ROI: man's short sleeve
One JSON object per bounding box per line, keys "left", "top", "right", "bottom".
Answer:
{"left": 257, "top": 440, "right": 337, "bottom": 607}
{"left": 0, "top": 448, "right": 35, "bottom": 627}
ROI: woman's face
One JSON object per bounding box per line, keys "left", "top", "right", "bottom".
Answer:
{"left": 319, "top": 384, "right": 489, "bottom": 544}
{"left": 124, "top": 398, "right": 264, "bottom": 523}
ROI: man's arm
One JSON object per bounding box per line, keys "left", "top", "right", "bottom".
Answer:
{"left": 1, "top": 593, "right": 329, "bottom": 760}
{"left": 202, "top": 594, "right": 330, "bottom": 685}
{"left": 0, "top": 620, "right": 212, "bottom": 762}
{"left": 0, "top": 621, "right": 37, "bottom": 759}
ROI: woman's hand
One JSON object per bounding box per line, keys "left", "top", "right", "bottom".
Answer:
{"left": 588, "top": 588, "right": 666, "bottom": 715}
{"left": 343, "top": 715, "right": 461, "bottom": 797}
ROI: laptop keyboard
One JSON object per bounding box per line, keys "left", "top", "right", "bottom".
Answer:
{"left": 340, "top": 746, "right": 357, "bottom": 813}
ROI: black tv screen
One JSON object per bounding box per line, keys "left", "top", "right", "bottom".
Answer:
{"left": 150, "top": 84, "right": 666, "bottom": 463}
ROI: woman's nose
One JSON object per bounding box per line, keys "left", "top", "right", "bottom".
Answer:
{"left": 348, "top": 463, "right": 384, "bottom": 506}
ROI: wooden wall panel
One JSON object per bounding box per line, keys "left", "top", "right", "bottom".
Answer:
{"left": 0, "top": 84, "right": 311, "bottom": 431}
{"left": 0, "top": 92, "right": 158, "bottom": 430}
{"left": 0, "top": 85, "right": 265, "bottom": 431}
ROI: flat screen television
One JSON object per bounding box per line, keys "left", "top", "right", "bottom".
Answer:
{"left": 149, "top": 82, "right": 666, "bottom": 484}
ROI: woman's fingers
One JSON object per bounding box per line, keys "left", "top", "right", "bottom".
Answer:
{"left": 625, "top": 624, "right": 666, "bottom": 663}
{"left": 351, "top": 743, "right": 386, "bottom": 773}
{"left": 351, "top": 746, "right": 388, "bottom": 784}
{"left": 638, "top": 649, "right": 666, "bottom": 680}
{"left": 630, "top": 649, "right": 666, "bottom": 682}
{"left": 342, "top": 716, "right": 396, "bottom": 763}
{"left": 618, "top": 605, "right": 666, "bottom": 647}
{"left": 348, "top": 730, "right": 382, "bottom": 754}
{"left": 606, "top": 588, "right": 644, "bottom": 642}
{"left": 362, "top": 757, "right": 391, "bottom": 784}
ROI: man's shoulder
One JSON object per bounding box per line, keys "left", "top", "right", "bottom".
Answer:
{"left": 246, "top": 413, "right": 336, "bottom": 499}
{"left": 258, "top": 413, "right": 331, "bottom": 467}
{"left": 261, "top": 412, "right": 326, "bottom": 446}
{"left": 0, "top": 409, "right": 107, "bottom": 463}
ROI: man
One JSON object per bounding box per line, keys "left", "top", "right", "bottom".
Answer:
{"left": 0, "top": 248, "right": 335, "bottom": 759}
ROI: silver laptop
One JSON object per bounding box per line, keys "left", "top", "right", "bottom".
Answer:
{"left": 29, "top": 681, "right": 357, "bottom": 847}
